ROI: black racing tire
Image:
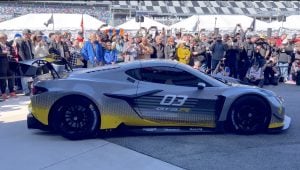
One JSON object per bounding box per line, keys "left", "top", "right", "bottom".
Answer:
{"left": 227, "top": 95, "right": 270, "bottom": 134}
{"left": 51, "top": 97, "right": 100, "bottom": 140}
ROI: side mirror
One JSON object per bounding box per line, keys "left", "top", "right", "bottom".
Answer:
{"left": 197, "top": 82, "right": 206, "bottom": 90}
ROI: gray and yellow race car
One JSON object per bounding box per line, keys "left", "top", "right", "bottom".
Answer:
{"left": 27, "top": 60, "right": 291, "bottom": 139}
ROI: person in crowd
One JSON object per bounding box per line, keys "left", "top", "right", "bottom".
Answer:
{"left": 18, "top": 29, "right": 34, "bottom": 61}
{"left": 193, "top": 59, "right": 206, "bottom": 73}
{"left": 69, "top": 39, "right": 84, "bottom": 68}
{"left": 264, "top": 54, "right": 278, "bottom": 85}
{"left": 0, "top": 33, "right": 16, "bottom": 100}
{"left": 238, "top": 36, "right": 251, "bottom": 81}
{"left": 213, "top": 58, "right": 230, "bottom": 76}
{"left": 103, "top": 41, "right": 118, "bottom": 65}
{"left": 32, "top": 31, "right": 49, "bottom": 58}
{"left": 291, "top": 59, "right": 300, "bottom": 85}
{"left": 210, "top": 34, "right": 227, "bottom": 71}
{"left": 253, "top": 44, "right": 267, "bottom": 68}
{"left": 49, "top": 31, "right": 71, "bottom": 60}
{"left": 63, "top": 32, "right": 73, "bottom": 47}
{"left": 11, "top": 33, "right": 22, "bottom": 92}
{"left": 76, "top": 31, "right": 84, "bottom": 43}
{"left": 17, "top": 29, "right": 34, "bottom": 95}
{"left": 134, "top": 33, "right": 143, "bottom": 45}
{"left": 114, "top": 36, "right": 124, "bottom": 62}
{"left": 123, "top": 35, "right": 139, "bottom": 62}
{"left": 81, "top": 32, "right": 104, "bottom": 68}
{"left": 290, "top": 42, "right": 300, "bottom": 84}
{"left": 164, "top": 36, "right": 177, "bottom": 60}
{"left": 246, "top": 62, "right": 264, "bottom": 88}
{"left": 123, "top": 32, "right": 129, "bottom": 44}
{"left": 151, "top": 35, "right": 165, "bottom": 59}
{"left": 277, "top": 40, "right": 292, "bottom": 82}
{"left": 225, "top": 35, "right": 240, "bottom": 78}
{"left": 177, "top": 41, "right": 191, "bottom": 64}
{"left": 255, "top": 35, "right": 271, "bottom": 61}
{"left": 276, "top": 33, "right": 288, "bottom": 48}
{"left": 189, "top": 37, "right": 206, "bottom": 67}
{"left": 138, "top": 37, "right": 153, "bottom": 60}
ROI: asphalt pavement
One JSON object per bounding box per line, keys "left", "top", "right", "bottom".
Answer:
{"left": 0, "top": 95, "right": 181, "bottom": 170}
{"left": 106, "top": 84, "right": 300, "bottom": 170}
{"left": 0, "top": 84, "right": 299, "bottom": 170}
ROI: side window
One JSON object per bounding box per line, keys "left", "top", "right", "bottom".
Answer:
{"left": 125, "top": 69, "right": 141, "bottom": 80}
{"left": 139, "top": 66, "right": 209, "bottom": 87}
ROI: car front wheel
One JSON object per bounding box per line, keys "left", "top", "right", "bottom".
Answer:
{"left": 228, "top": 96, "right": 270, "bottom": 134}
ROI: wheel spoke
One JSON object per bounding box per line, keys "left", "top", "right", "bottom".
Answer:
{"left": 233, "top": 103, "right": 267, "bottom": 133}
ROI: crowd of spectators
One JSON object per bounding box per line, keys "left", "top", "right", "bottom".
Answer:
{"left": 1, "top": 23, "right": 300, "bottom": 101}
{"left": 0, "top": 3, "right": 111, "bottom": 23}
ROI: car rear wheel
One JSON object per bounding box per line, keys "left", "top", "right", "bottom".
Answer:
{"left": 52, "top": 97, "right": 100, "bottom": 140}
{"left": 228, "top": 96, "right": 270, "bottom": 134}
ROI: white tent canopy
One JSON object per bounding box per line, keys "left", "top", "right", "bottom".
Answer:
{"left": 117, "top": 17, "right": 168, "bottom": 30}
{"left": 269, "top": 15, "right": 300, "bottom": 30}
{"left": 0, "top": 13, "right": 112, "bottom": 31}
{"left": 170, "top": 15, "right": 270, "bottom": 31}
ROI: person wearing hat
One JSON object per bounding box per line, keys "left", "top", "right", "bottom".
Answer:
{"left": 134, "top": 32, "right": 143, "bottom": 45}
{"left": 210, "top": 34, "right": 227, "bottom": 71}
{"left": 32, "top": 31, "right": 49, "bottom": 58}
{"left": 18, "top": 29, "right": 34, "bottom": 61}
{"left": 16, "top": 29, "right": 35, "bottom": 95}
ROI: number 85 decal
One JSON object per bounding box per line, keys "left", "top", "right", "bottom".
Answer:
{"left": 160, "top": 95, "right": 188, "bottom": 106}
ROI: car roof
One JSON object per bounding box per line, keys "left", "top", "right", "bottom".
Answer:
{"left": 70, "top": 60, "right": 179, "bottom": 75}
{"left": 68, "top": 60, "right": 226, "bottom": 87}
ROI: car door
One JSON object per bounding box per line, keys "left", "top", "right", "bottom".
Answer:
{"left": 134, "top": 66, "right": 223, "bottom": 126}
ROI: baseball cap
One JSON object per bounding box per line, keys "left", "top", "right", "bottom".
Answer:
{"left": 22, "top": 29, "right": 31, "bottom": 34}
{"left": 14, "top": 33, "right": 22, "bottom": 38}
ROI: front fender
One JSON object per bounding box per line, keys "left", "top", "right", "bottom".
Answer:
{"left": 217, "top": 87, "right": 272, "bottom": 122}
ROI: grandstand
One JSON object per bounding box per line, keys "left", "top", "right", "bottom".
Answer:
{"left": 0, "top": 1, "right": 299, "bottom": 26}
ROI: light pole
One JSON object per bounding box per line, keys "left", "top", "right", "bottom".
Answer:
{"left": 214, "top": 17, "right": 217, "bottom": 30}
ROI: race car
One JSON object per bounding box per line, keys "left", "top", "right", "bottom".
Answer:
{"left": 27, "top": 60, "right": 291, "bottom": 140}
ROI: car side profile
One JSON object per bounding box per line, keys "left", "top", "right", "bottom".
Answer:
{"left": 27, "top": 59, "right": 291, "bottom": 140}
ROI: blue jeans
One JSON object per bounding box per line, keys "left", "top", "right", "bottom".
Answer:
{"left": 278, "top": 62, "right": 289, "bottom": 81}
{"left": 211, "top": 59, "right": 220, "bottom": 70}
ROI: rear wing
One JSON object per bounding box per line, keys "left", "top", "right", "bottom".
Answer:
{"left": 11, "top": 55, "right": 73, "bottom": 79}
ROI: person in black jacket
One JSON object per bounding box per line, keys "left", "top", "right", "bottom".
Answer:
{"left": 48, "top": 31, "right": 70, "bottom": 60}
{"left": 0, "top": 33, "right": 16, "bottom": 100}
{"left": 17, "top": 29, "right": 34, "bottom": 95}
{"left": 17, "top": 29, "right": 34, "bottom": 61}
